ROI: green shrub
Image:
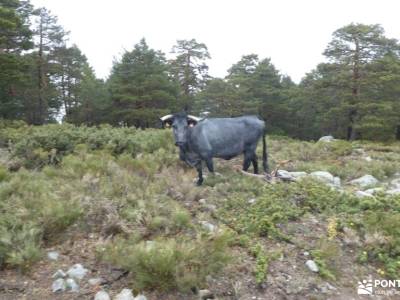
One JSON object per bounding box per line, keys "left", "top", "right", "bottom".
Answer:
{"left": 100, "top": 233, "right": 231, "bottom": 291}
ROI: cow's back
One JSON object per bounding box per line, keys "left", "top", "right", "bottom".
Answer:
{"left": 190, "top": 116, "right": 265, "bottom": 158}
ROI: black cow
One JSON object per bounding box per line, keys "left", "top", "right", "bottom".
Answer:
{"left": 160, "top": 112, "right": 268, "bottom": 185}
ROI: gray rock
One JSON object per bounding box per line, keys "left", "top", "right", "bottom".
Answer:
{"left": 198, "top": 198, "right": 207, "bottom": 205}
{"left": 303, "top": 251, "right": 310, "bottom": 257}
{"left": 115, "top": 289, "right": 135, "bottom": 300}
{"left": 145, "top": 240, "right": 155, "bottom": 250}
{"left": 248, "top": 198, "right": 256, "bottom": 204}
{"left": 350, "top": 175, "right": 379, "bottom": 188}
{"left": 310, "top": 171, "right": 340, "bottom": 187}
{"left": 52, "top": 269, "right": 67, "bottom": 279}
{"left": 52, "top": 278, "right": 66, "bottom": 293}
{"left": 390, "top": 178, "right": 400, "bottom": 189}
{"left": 47, "top": 251, "right": 59, "bottom": 261}
{"left": 66, "top": 264, "right": 88, "bottom": 280}
{"left": 305, "top": 260, "right": 319, "bottom": 272}
{"left": 318, "top": 136, "right": 335, "bottom": 142}
{"left": 200, "top": 221, "right": 215, "bottom": 232}
{"left": 198, "top": 289, "right": 214, "bottom": 299}
{"left": 355, "top": 191, "right": 374, "bottom": 198}
{"left": 277, "top": 170, "right": 295, "bottom": 181}
{"left": 88, "top": 278, "right": 104, "bottom": 286}
{"left": 289, "top": 171, "right": 308, "bottom": 179}
{"left": 364, "top": 187, "right": 384, "bottom": 195}
{"left": 134, "top": 295, "right": 147, "bottom": 300}
{"left": 364, "top": 156, "right": 372, "bottom": 162}
{"left": 95, "top": 291, "right": 111, "bottom": 300}
{"left": 387, "top": 188, "right": 400, "bottom": 195}
{"left": 65, "top": 278, "right": 79, "bottom": 292}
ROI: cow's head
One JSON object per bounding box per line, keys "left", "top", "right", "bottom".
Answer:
{"left": 160, "top": 112, "right": 201, "bottom": 147}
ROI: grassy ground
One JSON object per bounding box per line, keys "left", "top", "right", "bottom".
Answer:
{"left": 1, "top": 122, "right": 400, "bottom": 299}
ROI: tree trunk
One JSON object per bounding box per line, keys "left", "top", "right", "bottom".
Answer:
{"left": 348, "top": 38, "right": 360, "bottom": 141}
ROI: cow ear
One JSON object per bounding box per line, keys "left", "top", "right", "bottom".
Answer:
{"left": 187, "top": 115, "right": 201, "bottom": 127}
{"left": 160, "top": 114, "right": 174, "bottom": 128}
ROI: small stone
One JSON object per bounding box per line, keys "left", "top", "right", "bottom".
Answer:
{"left": 52, "top": 278, "right": 66, "bottom": 293}
{"left": 88, "top": 278, "right": 104, "bottom": 286}
{"left": 52, "top": 269, "right": 67, "bottom": 279}
{"left": 47, "top": 251, "right": 59, "bottom": 261}
{"left": 198, "top": 289, "right": 214, "bottom": 299}
{"left": 364, "top": 156, "right": 372, "bottom": 162}
{"left": 318, "top": 136, "right": 335, "bottom": 142}
{"left": 198, "top": 198, "right": 206, "bottom": 204}
{"left": 205, "top": 204, "right": 217, "bottom": 212}
{"left": 115, "top": 288, "right": 135, "bottom": 300}
{"left": 248, "top": 198, "right": 256, "bottom": 204}
{"left": 277, "top": 170, "right": 295, "bottom": 181}
{"left": 364, "top": 187, "right": 384, "bottom": 195}
{"left": 387, "top": 188, "right": 400, "bottom": 195}
{"left": 65, "top": 278, "right": 79, "bottom": 292}
{"left": 289, "top": 171, "right": 308, "bottom": 179}
{"left": 95, "top": 290, "right": 111, "bottom": 300}
{"left": 66, "top": 264, "right": 88, "bottom": 280}
{"left": 134, "top": 295, "right": 147, "bottom": 300}
{"left": 305, "top": 260, "right": 319, "bottom": 272}
{"left": 355, "top": 191, "right": 374, "bottom": 198}
{"left": 326, "top": 282, "right": 337, "bottom": 290}
{"left": 145, "top": 240, "right": 155, "bottom": 250}
{"left": 303, "top": 251, "right": 310, "bottom": 257}
{"left": 350, "top": 175, "right": 379, "bottom": 188}
{"left": 200, "top": 221, "right": 215, "bottom": 232}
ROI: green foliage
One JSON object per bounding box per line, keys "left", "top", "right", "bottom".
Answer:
{"left": 100, "top": 233, "right": 231, "bottom": 291}
{"left": 108, "top": 38, "right": 178, "bottom": 127}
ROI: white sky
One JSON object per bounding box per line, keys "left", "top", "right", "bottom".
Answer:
{"left": 30, "top": 0, "right": 400, "bottom": 83}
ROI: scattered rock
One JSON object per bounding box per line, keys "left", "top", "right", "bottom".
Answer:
{"left": 66, "top": 264, "right": 88, "bottom": 280}
{"left": 364, "top": 187, "right": 384, "bottom": 195}
{"left": 305, "top": 260, "right": 319, "bottom": 273}
{"left": 303, "top": 251, "right": 310, "bottom": 257}
{"left": 88, "top": 278, "right": 104, "bottom": 286}
{"left": 364, "top": 156, "right": 372, "bottom": 162}
{"left": 310, "top": 171, "right": 341, "bottom": 188}
{"left": 204, "top": 204, "right": 217, "bottom": 212}
{"left": 277, "top": 170, "right": 295, "bottom": 181}
{"left": 390, "top": 178, "right": 400, "bottom": 189}
{"left": 198, "top": 198, "right": 206, "bottom": 205}
{"left": 355, "top": 191, "right": 374, "bottom": 198}
{"left": 200, "top": 221, "right": 216, "bottom": 232}
{"left": 47, "top": 251, "right": 59, "bottom": 261}
{"left": 350, "top": 175, "right": 379, "bottom": 188}
{"left": 318, "top": 136, "right": 335, "bottom": 142}
{"left": 134, "top": 295, "right": 147, "bottom": 300}
{"left": 289, "top": 171, "right": 308, "bottom": 179}
{"left": 248, "top": 198, "right": 256, "bottom": 204}
{"left": 145, "top": 240, "right": 155, "bottom": 250}
{"left": 387, "top": 188, "right": 400, "bottom": 195}
{"left": 65, "top": 278, "right": 79, "bottom": 292}
{"left": 95, "top": 290, "right": 111, "bottom": 300}
{"left": 198, "top": 289, "right": 214, "bottom": 299}
{"left": 52, "top": 269, "right": 67, "bottom": 279}
{"left": 52, "top": 278, "right": 66, "bottom": 293}
{"left": 115, "top": 288, "right": 135, "bottom": 300}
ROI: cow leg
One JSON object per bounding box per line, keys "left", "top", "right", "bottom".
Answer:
{"left": 205, "top": 157, "right": 214, "bottom": 173}
{"left": 243, "top": 151, "right": 253, "bottom": 172}
{"left": 252, "top": 154, "right": 259, "bottom": 174}
{"left": 195, "top": 161, "right": 203, "bottom": 186}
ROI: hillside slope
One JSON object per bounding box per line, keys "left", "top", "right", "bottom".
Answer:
{"left": 1, "top": 124, "right": 400, "bottom": 299}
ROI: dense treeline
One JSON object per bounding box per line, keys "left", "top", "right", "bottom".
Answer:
{"left": 1, "top": 0, "right": 400, "bottom": 140}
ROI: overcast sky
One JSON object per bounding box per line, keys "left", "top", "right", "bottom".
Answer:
{"left": 30, "top": 0, "right": 400, "bottom": 83}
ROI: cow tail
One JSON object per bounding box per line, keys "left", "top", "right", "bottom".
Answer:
{"left": 262, "top": 127, "right": 269, "bottom": 173}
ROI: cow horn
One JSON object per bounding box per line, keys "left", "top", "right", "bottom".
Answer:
{"left": 187, "top": 115, "right": 202, "bottom": 122}
{"left": 160, "top": 114, "right": 174, "bottom": 122}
